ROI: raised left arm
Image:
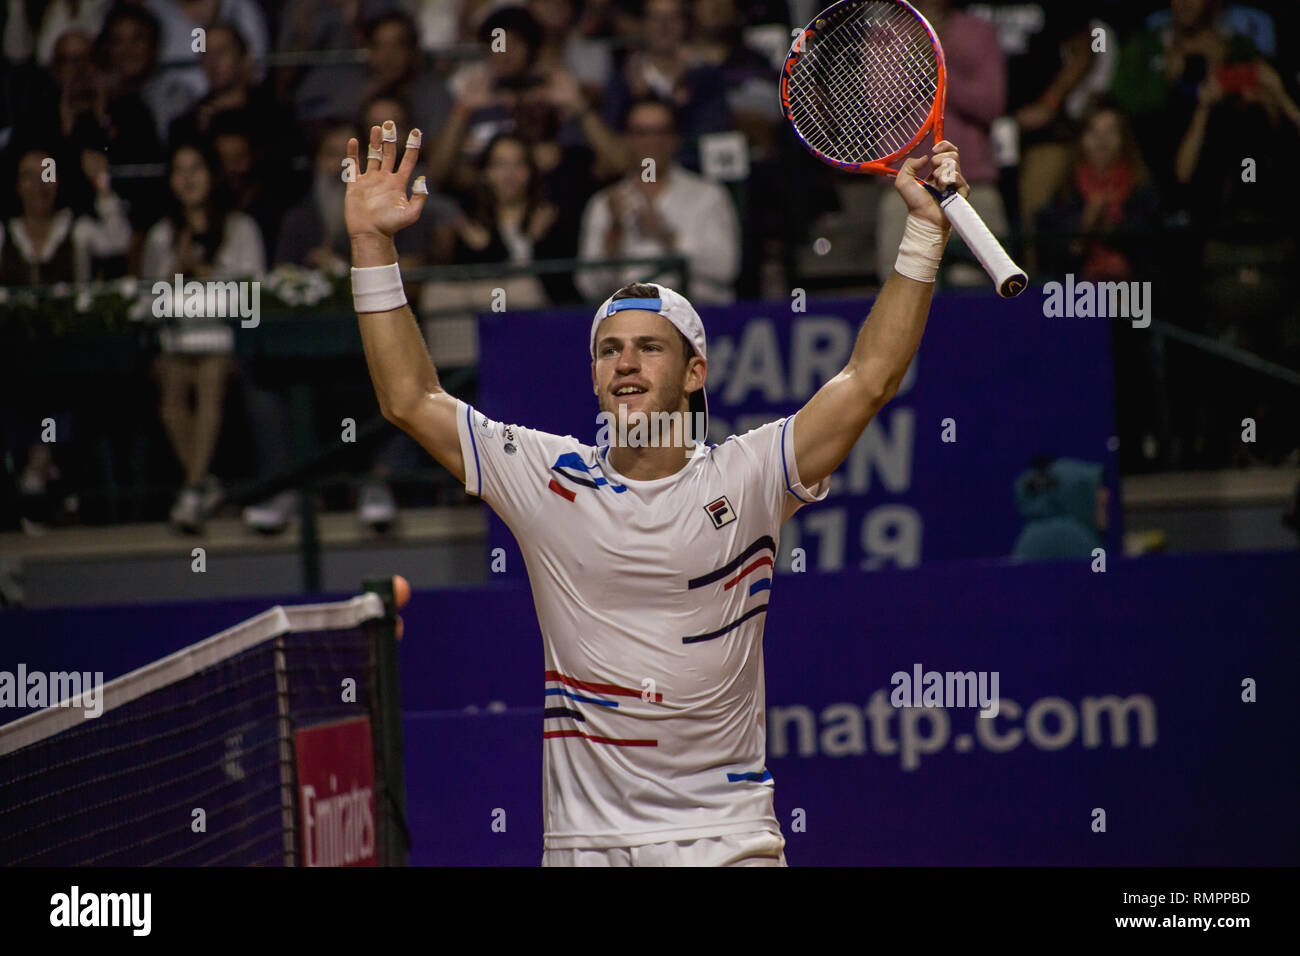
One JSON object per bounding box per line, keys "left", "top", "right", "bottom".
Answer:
{"left": 793, "top": 141, "right": 969, "bottom": 488}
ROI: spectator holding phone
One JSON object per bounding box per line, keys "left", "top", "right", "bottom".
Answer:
{"left": 1176, "top": 59, "right": 1300, "bottom": 189}
{"left": 1111, "top": 0, "right": 1265, "bottom": 190}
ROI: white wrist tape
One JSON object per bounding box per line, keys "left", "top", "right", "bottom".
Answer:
{"left": 894, "top": 214, "right": 949, "bottom": 283}
{"left": 351, "top": 263, "right": 407, "bottom": 313}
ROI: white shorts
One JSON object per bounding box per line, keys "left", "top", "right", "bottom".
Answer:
{"left": 542, "top": 830, "right": 787, "bottom": 867}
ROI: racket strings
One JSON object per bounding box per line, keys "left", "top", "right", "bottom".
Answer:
{"left": 786, "top": 1, "right": 939, "bottom": 164}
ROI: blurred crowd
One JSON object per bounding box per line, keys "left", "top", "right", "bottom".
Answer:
{"left": 1, "top": 0, "right": 1297, "bottom": 535}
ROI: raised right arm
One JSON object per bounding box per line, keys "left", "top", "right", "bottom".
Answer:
{"left": 347, "top": 121, "right": 464, "bottom": 484}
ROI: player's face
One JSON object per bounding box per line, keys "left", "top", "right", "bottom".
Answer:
{"left": 592, "top": 311, "right": 692, "bottom": 420}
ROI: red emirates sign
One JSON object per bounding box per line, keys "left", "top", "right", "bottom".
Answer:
{"left": 294, "top": 716, "right": 377, "bottom": 867}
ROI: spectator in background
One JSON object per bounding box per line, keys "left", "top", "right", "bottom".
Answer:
{"left": 93, "top": 4, "right": 196, "bottom": 156}
{"left": 688, "top": 0, "right": 785, "bottom": 297}
{"left": 443, "top": 132, "right": 575, "bottom": 304}
{"left": 275, "top": 0, "right": 372, "bottom": 102}
{"left": 432, "top": 7, "right": 622, "bottom": 202}
{"left": 602, "top": 0, "right": 731, "bottom": 173}
{"left": 1174, "top": 56, "right": 1298, "bottom": 363}
{"left": 1036, "top": 102, "right": 1160, "bottom": 282}
{"left": 0, "top": 145, "right": 131, "bottom": 285}
{"left": 208, "top": 112, "right": 286, "bottom": 256}
{"left": 528, "top": 0, "right": 613, "bottom": 98}
{"left": 689, "top": 0, "right": 781, "bottom": 157}
{"left": 1, "top": 144, "right": 130, "bottom": 534}
{"left": 577, "top": 97, "right": 740, "bottom": 304}
{"left": 403, "top": 0, "right": 470, "bottom": 51}
{"left": 1110, "top": 0, "right": 1262, "bottom": 190}
{"left": 142, "top": 0, "right": 269, "bottom": 110}
{"left": 875, "top": 0, "right": 1008, "bottom": 287}
{"left": 292, "top": 8, "right": 450, "bottom": 145}
{"left": 167, "top": 21, "right": 280, "bottom": 147}
{"left": 1173, "top": 58, "right": 1300, "bottom": 214}
{"left": 967, "top": 5, "right": 1099, "bottom": 244}
{"left": 2, "top": 0, "right": 111, "bottom": 67}
{"left": 1037, "top": 102, "right": 1165, "bottom": 471}
{"left": 434, "top": 4, "right": 546, "bottom": 193}
{"left": 22, "top": 28, "right": 164, "bottom": 244}
{"left": 140, "top": 139, "right": 265, "bottom": 533}
{"left": 275, "top": 121, "right": 361, "bottom": 272}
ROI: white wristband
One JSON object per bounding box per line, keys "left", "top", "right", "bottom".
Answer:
{"left": 894, "top": 214, "right": 949, "bottom": 284}
{"left": 351, "top": 263, "right": 407, "bottom": 313}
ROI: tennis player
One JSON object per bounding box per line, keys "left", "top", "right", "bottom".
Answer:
{"left": 346, "top": 118, "right": 967, "bottom": 866}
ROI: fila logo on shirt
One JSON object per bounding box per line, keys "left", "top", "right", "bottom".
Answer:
{"left": 704, "top": 496, "right": 736, "bottom": 529}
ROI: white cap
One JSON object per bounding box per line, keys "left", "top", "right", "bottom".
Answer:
{"left": 590, "top": 283, "right": 708, "bottom": 442}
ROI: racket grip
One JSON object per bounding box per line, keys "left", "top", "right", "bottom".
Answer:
{"left": 939, "top": 192, "right": 1028, "bottom": 298}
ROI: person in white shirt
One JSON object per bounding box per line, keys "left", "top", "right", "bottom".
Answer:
{"left": 140, "top": 139, "right": 265, "bottom": 533}
{"left": 1, "top": 144, "right": 131, "bottom": 535}
{"left": 343, "top": 115, "right": 969, "bottom": 865}
{"left": 576, "top": 97, "right": 740, "bottom": 304}
{"left": 0, "top": 146, "right": 131, "bottom": 285}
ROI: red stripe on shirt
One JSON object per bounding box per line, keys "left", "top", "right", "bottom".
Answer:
{"left": 545, "top": 669, "right": 662, "bottom": 703}
{"left": 544, "top": 730, "right": 658, "bottom": 747}
{"left": 548, "top": 478, "right": 576, "bottom": 501}
{"left": 724, "top": 556, "right": 774, "bottom": 590}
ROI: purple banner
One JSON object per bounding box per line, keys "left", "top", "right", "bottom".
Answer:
{"left": 476, "top": 291, "right": 1120, "bottom": 572}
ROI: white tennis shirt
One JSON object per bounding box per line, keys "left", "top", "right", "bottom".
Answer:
{"left": 455, "top": 399, "right": 830, "bottom": 848}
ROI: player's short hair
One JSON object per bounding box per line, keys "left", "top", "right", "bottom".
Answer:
{"left": 610, "top": 283, "right": 695, "bottom": 362}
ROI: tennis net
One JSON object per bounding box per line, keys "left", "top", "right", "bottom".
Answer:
{"left": 0, "top": 591, "right": 407, "bottom": 866}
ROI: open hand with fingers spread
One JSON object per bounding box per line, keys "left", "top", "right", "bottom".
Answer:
{"left": 345, "top": 120, "right": 428, "bottom": 242}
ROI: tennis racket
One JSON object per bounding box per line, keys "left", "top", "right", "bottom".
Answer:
{"left": 781, "top": 0, "right": 1028, "bottom": 298}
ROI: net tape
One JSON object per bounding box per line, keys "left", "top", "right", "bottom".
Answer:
{"left": 0, "top": 594, "right": 386, "bottom": 866}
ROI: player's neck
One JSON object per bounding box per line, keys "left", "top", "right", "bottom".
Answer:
{"left": 606, "top": 442, "right": 694, "bottom": 481}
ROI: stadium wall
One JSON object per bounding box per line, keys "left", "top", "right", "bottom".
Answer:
{"left": 3, "top": 551, "right": 1296, "bottom": 866}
